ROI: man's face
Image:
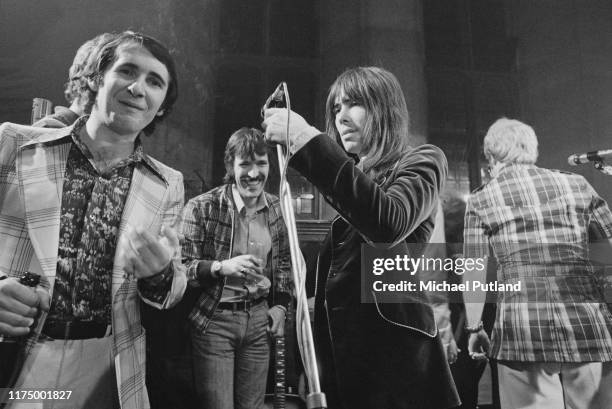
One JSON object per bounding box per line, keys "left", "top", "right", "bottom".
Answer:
{"left": 232, "top": 153, "right": 269, "bottom": 202}
{"left": 90, "top": 43, "right": 169, "bottom": 136}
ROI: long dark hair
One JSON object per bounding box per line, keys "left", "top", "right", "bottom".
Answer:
{"left": 325, "top": 67, "right": 412, "bottom": 180}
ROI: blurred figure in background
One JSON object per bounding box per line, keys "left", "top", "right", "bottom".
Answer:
{"left": 442, "top": 193, "right": 499, "bottom": 409}
{"left": 423, "top": 201, "right": 459, "bottom": 365}
{"left": 33, "top": 32, "right": 116, "bottom": 128}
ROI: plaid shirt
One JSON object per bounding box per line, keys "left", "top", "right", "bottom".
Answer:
{"left": 181, "top": 183, "right": 292, "bottom": 333}
{"left": 464, "top": 163, "right": 612, "bottom": 362}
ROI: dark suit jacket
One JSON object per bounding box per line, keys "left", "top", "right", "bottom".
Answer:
{"left": 290, "top": 135, "right": 460, "bottom": 409}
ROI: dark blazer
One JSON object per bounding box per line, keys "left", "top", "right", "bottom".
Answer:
{"left": 290, "top": 135, "right": 460, "bottom": 409}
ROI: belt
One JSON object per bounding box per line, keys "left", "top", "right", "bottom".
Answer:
{"left": 217, "top": 297, "right": 266, "bottom": 312}
{"left": 42, "top": 320, "right": 112, "bottom": 340}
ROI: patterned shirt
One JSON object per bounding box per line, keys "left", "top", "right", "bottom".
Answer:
{"left": 464, "top": 163, "right": 612, "bottom": 362}
{"left": 49, "top": 117, "right": 143, "bottom": 324}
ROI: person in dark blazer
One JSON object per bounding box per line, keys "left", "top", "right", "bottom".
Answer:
{"left": 263, "top": 66, "right": 460, "bottom": 409}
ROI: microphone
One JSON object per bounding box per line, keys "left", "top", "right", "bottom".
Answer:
{"left": 567, "top": 149, "right": 612, "bottom": 166}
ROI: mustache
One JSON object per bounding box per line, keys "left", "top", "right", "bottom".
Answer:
{"left": 241, "top": 176, "right": 264, "bottom": 183}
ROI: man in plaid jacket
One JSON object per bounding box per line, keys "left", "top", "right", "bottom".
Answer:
{"left": 0, "top": 31, "right": 186, "bottom": 409}
{"left": 463, "top": 118, "right": 612, "bottom": 409}
{"left": 182, "top": 127, "right": 292, "bottom": 409}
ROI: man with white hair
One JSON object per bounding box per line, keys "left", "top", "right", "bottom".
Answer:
{"left": 463, "top": 118, "right": 612, "bottom": 408}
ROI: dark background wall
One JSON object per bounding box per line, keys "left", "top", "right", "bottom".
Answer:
{"left": 1, "top": 0, "right": 612, "bottom": 202}
{"left": 505, "top": 0, "right": 612, "bottom": 200}
{"left": 0, "top": 0, "right": 215, "bottom": 197}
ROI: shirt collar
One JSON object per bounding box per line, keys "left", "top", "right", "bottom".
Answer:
{"left": 69, "top": 116, "right": 167, "bottom": 183}
{"left": 231, "top": 184, "right": 268, "bottom": 215}
{"left": 496, "top": 162, "right": 536, "bottom": 177}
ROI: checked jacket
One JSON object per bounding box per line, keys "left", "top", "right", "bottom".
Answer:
{"left": 464, "top": 163, "right": 612, "bottom": 362}
{"left": 181, "top": 183, "right": 292, "bottom": 333}
{"left": 0, "top": 121, "right": 187, "bottom": 409}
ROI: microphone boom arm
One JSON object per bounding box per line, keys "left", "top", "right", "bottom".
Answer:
{"left": 567, "top": 148, "right": 612, "bottom": 175}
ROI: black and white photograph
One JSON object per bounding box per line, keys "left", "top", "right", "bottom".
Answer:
{"left": 1, "top": 1, "right": 612, "bottom": 408}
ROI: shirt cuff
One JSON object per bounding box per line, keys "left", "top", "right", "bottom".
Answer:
{"left": 289, "top": 126, "right": 322, "bottom": 155}
{"left": 138, "top": 263, "right": 174, "bottom": 303}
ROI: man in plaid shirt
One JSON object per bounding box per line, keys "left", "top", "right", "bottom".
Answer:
{"left": 463, "top": 118, "right": 612, "bottom": 408}
{"left": 181, "top": 127, "right": 292, "bottom": 409}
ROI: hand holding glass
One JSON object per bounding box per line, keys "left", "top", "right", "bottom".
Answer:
{"left": 247, "top": 239, "right": 267, "bottom": 285}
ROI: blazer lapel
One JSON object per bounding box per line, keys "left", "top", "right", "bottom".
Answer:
{"left": 17, "top": 136, "right": 71, "bottom": 280}
{"left": 110, "top": 163, "right": 168, "bottom": 409}
{"left": 112, "top": 163, "right": 168, "bottom": 299}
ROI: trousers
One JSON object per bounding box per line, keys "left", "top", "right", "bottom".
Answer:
{"left": 6, "top": 335, "right": 118, "bottom": 409}
{"left": 191, "top": 301, "right": 270, "bottom": 409}
{"left": 498, "top": 360, "right": 612, "bottom": 409}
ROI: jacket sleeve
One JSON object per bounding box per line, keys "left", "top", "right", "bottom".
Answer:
{"left": 138, "top": 171, "right": 188, "bottom": 309}
{"left": 180, "top": 195, "right": 222, "bottom": 289}
{"left": 462, "top": 195, "right": 490, "bottom": 260}
{"left": 290, "top": 134, "right": 447, "bottom": 245}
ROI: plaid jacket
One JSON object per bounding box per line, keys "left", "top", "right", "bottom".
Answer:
{"left": 181, "top": 183, "right": 292, "bottom": 333}
{"left": 464, "top": 163, "right": 612, "bottom": 362}
{"left": 0, "top": 122, "right": 187, "bottom": 409}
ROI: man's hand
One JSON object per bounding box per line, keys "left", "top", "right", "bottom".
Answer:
{"left": 468, "top": 329, "right": 491, "bottom": 361}
{"left": 262, "top": 108, "right": 320, "bottom": 152}
{"left": 267, "top": 305, "right": 286, "bottom": 338}
{"left": 219, "top": 255, "right": 264, "bottom": 279}
{"left": 123, "top": 225, "right": 179, "bottom": 279}
{"left": 244, "top": 275, "right": 271, "bottom": 300}
{"left": 0, "top": 278, "right": 50, "bottom": 337}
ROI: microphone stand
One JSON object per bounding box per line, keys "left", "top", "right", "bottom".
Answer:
{"left": 266, "top": 81, "right": 326, "bottom": 409}
{"left": 276, "top": 144, "right": 326, "bottom": 409}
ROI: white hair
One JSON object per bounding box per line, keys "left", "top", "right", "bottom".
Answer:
{"left": 483, "top": 117, "right": 538, "bottom": 164}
